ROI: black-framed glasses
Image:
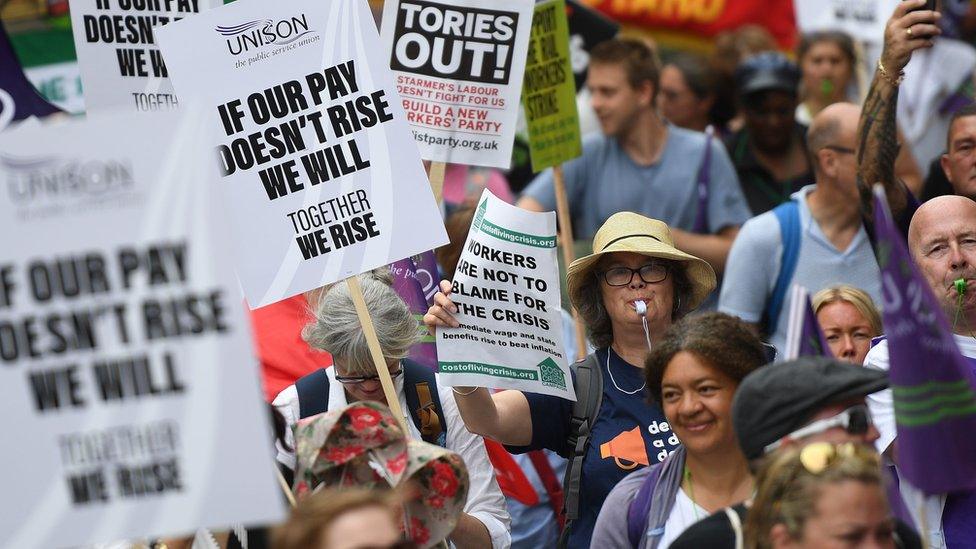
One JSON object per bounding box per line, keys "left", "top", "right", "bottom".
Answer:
{"left": 823, "top": 145, "right": 856, "bottom": 155}
{"left": 599, "top": 263, "right": 670, "bottom": 286}
{"left": 334, "top": 368, "right": 404, "bottom": 385}
{"left": 765, "top": 404, "right": 872, "bottom": 453}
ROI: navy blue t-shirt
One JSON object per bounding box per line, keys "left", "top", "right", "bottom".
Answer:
{"left": 509, "top": 347, "right": 681, "bottom": 549}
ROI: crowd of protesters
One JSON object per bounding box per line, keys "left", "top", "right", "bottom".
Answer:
{"left": 106, "top": 0, "right": 976, "bottom": 547}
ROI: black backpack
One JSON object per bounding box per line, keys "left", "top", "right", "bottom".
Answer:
{"left": 294, "top": 358, "right": 447, "bottom": 447}
{"left": 558, "top": 353, "right": 603, "bottom": 548}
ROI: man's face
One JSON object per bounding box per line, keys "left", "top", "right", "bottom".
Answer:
{"left": 587, "top": 62, "right": 651, "bottom": 138}
{"left": 742, "top": 90, "right": 798, "bottom": 154}
{"left": 942, "top": 115, "right": 976, "bottom": 200}
{"left": 908, "top": 197, "right": 976, "bottom": 316}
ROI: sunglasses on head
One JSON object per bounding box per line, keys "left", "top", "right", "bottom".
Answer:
{"left": 765, "top": 404, "right": 872, "bottom": 454}
{"left": 796, "top": 441, "right": 880, "bottom": 475}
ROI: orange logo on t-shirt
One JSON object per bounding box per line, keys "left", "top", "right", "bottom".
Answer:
{"left": 600, "top": 426, "right": 649, "bottom": 470}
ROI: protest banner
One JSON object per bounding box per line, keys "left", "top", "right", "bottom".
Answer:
{"left": 782, "top": 284, "right": 831, "bottom": 361}
{"left": 155, "top": 0, "right": 448, "bottom": 310}
{"left": 437, "top": 190, "right": 575, "bottom": 400}
{"left": 565, "top": 0, "right": 619, "bottom": 91}
{"left": 871, "top": 186, "right": 976, "bottom": 494}
{"left": 0, "top": 110, "right": 284, "bottom": 547}
{"left": 523, "top": 0, "right": 580, "bottom": 173}
{"left": 794, "top": 0, "right": 897, "bottom": 44}
{"left": 67, "top": 0, "right": 221, "bottom": 113}
{"left": 380, "top": 0, "right": 535, "bottom": 168}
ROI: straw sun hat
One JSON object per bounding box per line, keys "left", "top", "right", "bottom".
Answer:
{"left": 566, "top": 212, "right": 717, "bottom": 313}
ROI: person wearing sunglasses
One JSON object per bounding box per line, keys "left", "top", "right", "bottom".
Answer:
{"left": 670, "top": 357, "right": 921, "bottom": 549}
{"left": 744, "top": 443, "right": 905, "bottom": 549}
{"left": 274, "top": 270, "right": 510, "bottom": 549}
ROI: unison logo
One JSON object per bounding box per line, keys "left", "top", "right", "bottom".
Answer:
{"left": 2, "top": 154, "right": 136, "bottom": 204}
{"left": 216, "top": 15, "right": 316, "bottom": 56}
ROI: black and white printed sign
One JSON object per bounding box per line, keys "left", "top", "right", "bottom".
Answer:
{"left": 0, "top": 111, "right": 283, "bottom": 547}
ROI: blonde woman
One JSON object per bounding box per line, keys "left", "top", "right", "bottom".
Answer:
{"left": 744, "top": 443, "right": 919, "bottom": 549}
{"left": 812, "top": 286, "right": 882, "bottom": 365}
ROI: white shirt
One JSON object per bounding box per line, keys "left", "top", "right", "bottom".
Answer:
{"left": 660, "top": 488, "right": 707, "bottom": 549}
{"left": 273, "top": 366, "right": 512, "bottom": 549}
{"left": 863, "top": 335, "right": 976, "bottom": 549}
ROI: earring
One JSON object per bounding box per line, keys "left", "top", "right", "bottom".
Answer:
{"left": 673, "top": 296, "right": 682, "bottom": 314}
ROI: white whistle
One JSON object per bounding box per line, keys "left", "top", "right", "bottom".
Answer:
{"left": 635, "top": 300, "right": 647, "bottom": 317}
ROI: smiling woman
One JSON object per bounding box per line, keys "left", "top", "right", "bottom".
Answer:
{"left": 592, "top": 312, "right": 767, "bottom": 549}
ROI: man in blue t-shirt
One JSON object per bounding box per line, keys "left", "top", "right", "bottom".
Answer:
{"left": 518, "top": 38, "right": 751, "bottom": 277}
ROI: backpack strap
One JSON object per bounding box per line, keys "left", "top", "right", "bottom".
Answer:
{"left": 765, "top": 200, "right": 801, "bottom": 336}
{"left": 558, "top": 352, "right": 603, "bottom": 547}
{"left": 403, "top": 359, "right": 447, "bottom": 447}
{"left": 691, "top": 126, "right": 714, "bottom": 234}
{"left": 295, "top": 368, "right": 331, "bottom": 419}
{"left": 626, "top": 465, "right": 664, "bottom": 548}
{"left": 724, "top": 507, "right": 744, "bottom": 549}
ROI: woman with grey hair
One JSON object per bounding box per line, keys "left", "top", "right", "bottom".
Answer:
{"left": 273, "top": 269, "right": 511, "bottom": 549}
{"left": 424, "top": 212, "right": 717, "bottom": 548}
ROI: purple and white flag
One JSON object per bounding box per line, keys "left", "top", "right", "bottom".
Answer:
{"left": 872, "top": 186, "right": 976, "bottom": 494}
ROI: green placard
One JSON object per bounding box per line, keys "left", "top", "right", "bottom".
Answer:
{"left": 522, "top": 0, "right": 581, "bottom": 173}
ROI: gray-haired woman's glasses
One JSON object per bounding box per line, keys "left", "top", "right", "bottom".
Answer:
{"left": 334, "top": 368, "right": 404, "bottom": 385}
{"left": 599, "top": 263, "right": 670, "bottom": 286}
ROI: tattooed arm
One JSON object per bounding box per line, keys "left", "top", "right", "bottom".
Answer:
{"left": 857, "top": 0, "right": 941, "bottom": 222}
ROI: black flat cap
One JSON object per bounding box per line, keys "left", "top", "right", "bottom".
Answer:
{"left": 734, "top": 52, "right": 800, "bottom": 97}
{"left": 732, "top": 356, "right": 889, "bottom": 460}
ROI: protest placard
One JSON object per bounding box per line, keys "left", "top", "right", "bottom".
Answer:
{"left": 154, "top": 0, "right": 448, "bottom": 309}
{"left": 794, "top": 0, "right": 897, "bottom": 44}
{"left": 380, "top": 0, "right": 534, "bottom": 168}
{"left": 522, "top": 0, "right": 580, "bottom": 173}
{"left": 0, "top": 111, "right": 284, "bottom": 547}
{"left": 67, "top": 0, "right": 221, "bottom": 113}
{"left": 436, "top": 190, "right": 575, "bottom": 400}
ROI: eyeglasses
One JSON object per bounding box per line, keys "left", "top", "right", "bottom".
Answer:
{"left": 796, "top": 442, "right": 880, "bottom": 474}
{"left": 599, "top": 263, "right": 670, "bottom": 286}
{"left": 764, "top": 404, "right": 873, "bottom": 454}
{"left": 334, "top": 368, "right": 404, "bottom": 385}
{"left": 822, "top": 145, "right": 856, "bottom": 155}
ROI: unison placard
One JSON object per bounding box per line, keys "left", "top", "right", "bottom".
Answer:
{"left": 155, "top": 0, "right": 448, "bottom": 308}
{"left": 0, "top": 111, "right": 283, "bottom": 547}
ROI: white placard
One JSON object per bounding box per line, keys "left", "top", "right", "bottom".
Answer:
{"left": 67, "top": 0, "right": 221, "bottom": 113}
{"left": 436, "top": 190, "right": 574, "bottom": 400}
{"left": 379, "top": 0, "right": 534, "bottom": 169}
{"left": 794, "top": 0, "right": 898, "bottom": 44}
{"left": 0, "top": 110, "right": 284, "bottom": 547}
{"left": 154, "top": 0, "right": 449, "bottom": 309}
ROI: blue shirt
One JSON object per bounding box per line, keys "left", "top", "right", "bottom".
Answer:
{"left": 509, "top": 347, "right": 681, "bottom": 549}
{"left": 522, "top": 128, "right": 751, "bottom": 239}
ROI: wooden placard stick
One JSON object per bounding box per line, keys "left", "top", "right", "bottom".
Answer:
{"left": 552, "top": 164, "right": 588, "bottom": 359}
{"left": 428, "top": 161, "right": 447, "bottom": 204}
{"left": 345, "top": 275, "right": 411, "bottom": 436}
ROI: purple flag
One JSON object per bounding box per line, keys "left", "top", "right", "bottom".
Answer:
{"left": 783, "top": 285, "right": 831, "bottom": 360}
{"left": 391, "top": 257, "right": 438, "bottom": 370}
{"left": 872, "top": 186, "right": 976, "bottom": 494}
{"left": 0, "top": 21, "right": 60, "bottom": 130}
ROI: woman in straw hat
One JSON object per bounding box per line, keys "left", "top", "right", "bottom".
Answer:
{"left": 425, "top": 212, "right": 716, "bottom": 548}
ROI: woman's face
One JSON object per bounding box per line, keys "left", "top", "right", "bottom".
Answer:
{"left": 774, "top": 481, "right": 895, "bottom": 549}
{"left": 320, "top": 504, "right": 401, "bottom": 549}
{"left": 801, "top": 41, "right": 852, "bottom": 101}
{"left": 334, "top": 359, "right": 402, "bottom": 404}
{"left": 659, "top": 65, "right": 709, "bottom": 131}
{"left": 597, "top": 252, "right": 676, "bottom": 333}
{"left": 660, "top": 351, "right": 739, "bottom": 456}
{"left": 816, "top": 301, "right": 875, "bottom": 364}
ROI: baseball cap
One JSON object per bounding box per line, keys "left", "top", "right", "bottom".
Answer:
{"left": 734, "top": 52, "right": 800, "bottom": 97}
{"left": 732, "top": 356, "right": 889, "bottom": 460}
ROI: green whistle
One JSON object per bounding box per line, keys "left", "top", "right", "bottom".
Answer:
{"left": 820, "top": 79, "right": 834, "bottom": 97}
{"left": 955, "top": 278, "right": 967, "bottom": 295}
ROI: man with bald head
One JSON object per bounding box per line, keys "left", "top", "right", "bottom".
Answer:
{"left": 864, "top": 195, "right": 976, "bottom": 548}
{"left": 720, "top": 102, "right": 884, "bottom": 353}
